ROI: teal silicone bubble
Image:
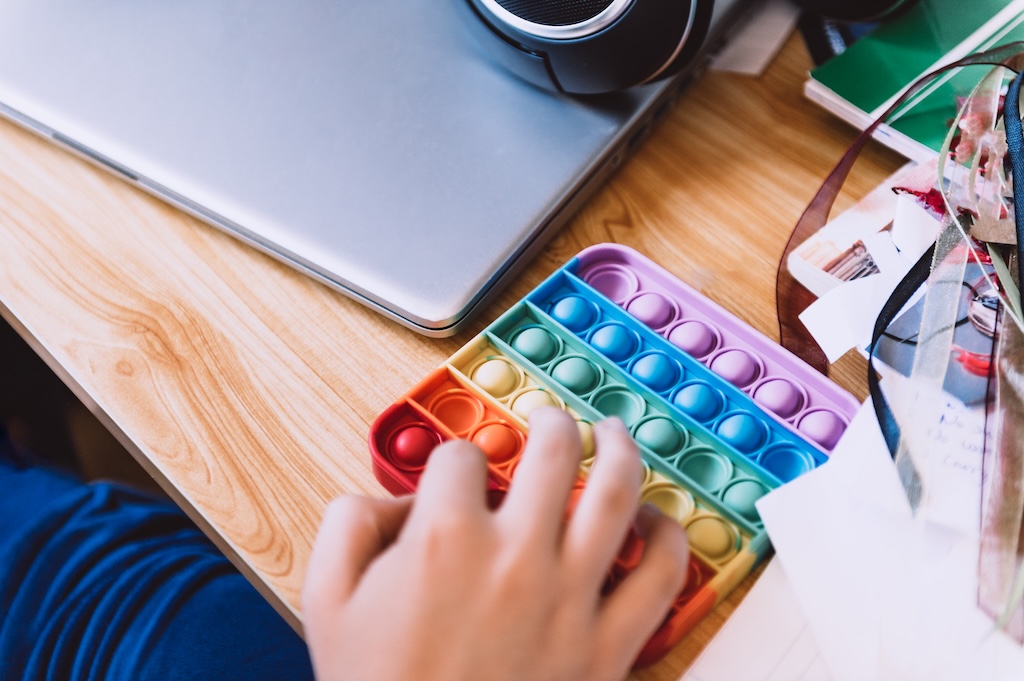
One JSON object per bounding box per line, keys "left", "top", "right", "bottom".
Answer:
{"left": 720, "top": 478, "right": 770, "bottom": 523}
{"left": 632, "top": 415, "right": 688, "bottom": 458}
{"left": 589, "top": 385, "right": 646, "bottom": 427}
{"left": 549, "top": 295, "right": 598, "bottom": 333}
{"left": 758, "top": 445, "right": 815, "bottom": 483}
{"left": 550, "top": 354, "right": 603, "bottom": 395}
{"left": 674, "top": 447, "right": 734, "bottom": 494}
{"left": 628, "top": 351, "right": 681, "bottom": 393}
{"left": 509, "top": 325, "right": 562, "bottom": 365}
{"left": 587, "top": 322, "right": 640, "bottom": 363}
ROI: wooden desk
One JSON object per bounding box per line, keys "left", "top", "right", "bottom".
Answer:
{"left": 0, "top": 34, "right": 903, "bottom": 679}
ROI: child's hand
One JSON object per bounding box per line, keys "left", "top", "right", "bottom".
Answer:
{"left": 302, "top": 407, "right": 689, "bottom": 681}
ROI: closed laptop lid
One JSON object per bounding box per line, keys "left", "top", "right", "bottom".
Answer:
{"left": 0, "top": 0, "right": 743, "bottom": 334}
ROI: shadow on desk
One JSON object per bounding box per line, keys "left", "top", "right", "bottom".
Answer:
{"left": 0, "top": 317, "right": 163, "bottom": 495}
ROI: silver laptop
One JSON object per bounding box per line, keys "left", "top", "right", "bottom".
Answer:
{"left": 0, "top": 0, "right": 748, "bottom": 336}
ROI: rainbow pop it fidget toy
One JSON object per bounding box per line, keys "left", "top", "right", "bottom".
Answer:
{"left": 369, "top": 244, "right": 858, "bottom": 667}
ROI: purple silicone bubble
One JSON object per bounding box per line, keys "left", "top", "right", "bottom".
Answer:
{"left": 752, "top": 377, "right": 807, "bottom": 420}
{"left": 583, "top": 264, "right": 639, "bottom": 304}
{"left": 667, "top": 319, "right": 721, "bottom": 359}
{"left": 708, "top": 348, "right": 763, "bottom": 389}
{"left": 625, "top": 291, "right": 678, "bottom": 329}
{"left": 797, "top": 409, "right": 847, "bottom": 450}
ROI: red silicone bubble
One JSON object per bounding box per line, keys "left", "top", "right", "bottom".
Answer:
{"left": 388, "top": 424, "right": 441, "bottom": 471}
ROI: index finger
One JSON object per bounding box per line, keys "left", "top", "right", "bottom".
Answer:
{"left": 497, "top": 407, "right": 582, "bottom": 545}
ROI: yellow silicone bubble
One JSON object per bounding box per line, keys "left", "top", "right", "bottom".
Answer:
{"left": 577, "top": 421, "right": 595, "bottom": 466}
{"left": 685, "top": 515, "right": 740, "bottom": 563}
{"left": 471, "top": 358, "right": 521, "bottom": 398}
{"left": 640, "top": 482, "right": 695, "bottom": 523}
{"left": 510, "top": 389, "right": 559, "bottom": 419}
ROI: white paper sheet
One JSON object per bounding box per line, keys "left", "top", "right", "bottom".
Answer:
{"left": 681, "top": 559, "right": 832, "bottom": 681}
{"left": 756, "top": 400, "right": 1024, "bottom": 681}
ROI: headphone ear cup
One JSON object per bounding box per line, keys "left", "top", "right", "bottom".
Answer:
{"left": 462, "top": 0, "right": 714, "bottom": 95}
{"left": 791, "top": 0, "right": 914, "bottom": 23}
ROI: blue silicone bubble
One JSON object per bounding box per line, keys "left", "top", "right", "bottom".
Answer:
{"left": 629, "top": 351, "right": 681, "bottom": 393}
{"left": 714, "top": 412, "right": 768, "bottom": 453}
{"left": 588, "top": 322, "right": 640, "bottom": 363}
{"left": 511, "top": 326, "right": 560, "bottom": 365}
{"left": 671, "top": 381, "right": 724, "bottom": 423}
{"left": 633, "top": 416, "right": 687, "bottom": 457}
{"left": 549, "top": 295, "right": 597, "bottom": 333}
{"left": 758, "top": 446, "right": 815, "bottom": 483}
{"left": 550, "top": 355, "right": 602, "bottom": 395}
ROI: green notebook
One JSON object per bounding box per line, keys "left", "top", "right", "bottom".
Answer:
{"left": 805, "top": 0, "right": 1024, "bottom": 162}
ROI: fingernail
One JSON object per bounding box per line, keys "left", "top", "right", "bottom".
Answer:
{"left": 634, "top": 502, "right": 662, "bottom": 538}
{"left": 595, "top": 416, "right": 627, "bottom": 433}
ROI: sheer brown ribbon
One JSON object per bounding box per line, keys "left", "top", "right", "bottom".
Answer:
{"left": 776, "top": 42, "right": 1024, "bottom": 375}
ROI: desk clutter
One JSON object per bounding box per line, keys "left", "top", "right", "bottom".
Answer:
{"left": 368, "top": 244, "right": 859, "bottom": 665}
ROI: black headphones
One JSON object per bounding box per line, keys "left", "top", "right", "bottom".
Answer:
{"left": 461, "top": 0, "right": 914, "bottom": 95}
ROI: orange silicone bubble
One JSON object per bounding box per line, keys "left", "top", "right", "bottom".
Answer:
{"left": 471, "top": 422, "right": 522, "bottom": 465}
{"left": 427, "top": 390, "right": 483, "bottom": 435}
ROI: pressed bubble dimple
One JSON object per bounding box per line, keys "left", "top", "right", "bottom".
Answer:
{"left": 759, "top": 446, "right": 814, "bottom": 483}
{"left": 640, "top": 483, "right": 695, "bottom": 523}
{"left": 583, "top": 264, "right": 638, "bottom": 304}
{"left": 686, "top": 516, "right": 739, "bottom": 562}
{"left": 429, "top": 391, "right": 483, "bottom": 435}
{"left": 590, "top": 387, "right": 645, "bottom": 426}
{"left": 675, "top": 448, "right": 733, "bottom": 493}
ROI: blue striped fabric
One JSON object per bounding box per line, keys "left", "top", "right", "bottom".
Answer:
{"left": 0, "top": 442, "right": 314, "bottom": 681}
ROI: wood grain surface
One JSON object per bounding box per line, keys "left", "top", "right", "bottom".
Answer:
{"left": 0, "top": 32, "right": 904, "bottom": 679}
